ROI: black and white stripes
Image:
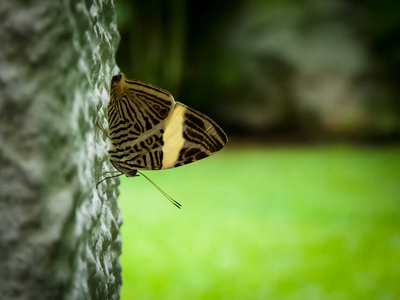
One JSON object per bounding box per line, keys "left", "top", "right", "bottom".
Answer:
{"left": 106, "top": 72, "right": 227, "bottom": 174}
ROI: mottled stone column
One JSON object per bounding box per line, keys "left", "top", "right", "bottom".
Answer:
{"left": 0, "top": 1, "right": 122, "bottom": 299}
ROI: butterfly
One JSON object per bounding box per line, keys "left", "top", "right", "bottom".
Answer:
{"left": 97, "top": 73, "right": 228, "bottom": 208}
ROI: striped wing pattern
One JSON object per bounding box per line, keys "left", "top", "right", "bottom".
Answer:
{"left": 163, "top": 102, "right": 227, "bottom": 169}
{"left": 107, "top": 73, "right": 227, "bottom": 174}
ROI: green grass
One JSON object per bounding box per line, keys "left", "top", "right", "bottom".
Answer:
{"left": 118, "top": 144, "right": 400, "bottom": 299}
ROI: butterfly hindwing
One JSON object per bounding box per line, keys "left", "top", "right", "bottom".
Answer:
{"left": 161, "top": 102, "right": 227, "bottom": 169}
{"left": 107, "top": 73, "right": 227, "bottom": 173}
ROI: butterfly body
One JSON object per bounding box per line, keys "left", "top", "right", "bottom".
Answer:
{"left": 107, "top": 73, "right": 227, "bottom": 175}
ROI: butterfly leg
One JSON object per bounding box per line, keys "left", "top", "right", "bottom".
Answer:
{"left": 98, "top": 170, "right": 120, "bottom": 177}
{"left": 97, "top": 120, "right": 110, "bottom": 138}
{"left": 96, "top": 171, "right": 122, "bottom": 189}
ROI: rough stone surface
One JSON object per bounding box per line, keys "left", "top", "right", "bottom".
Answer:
{"left": 0, "top": 0, "right": 121, "bottom": 299}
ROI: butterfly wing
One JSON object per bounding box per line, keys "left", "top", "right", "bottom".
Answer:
{"left": 161, "top": 102, "right": 228, "bottom": 169}
{"left": 107, "top": 73, "right": 227, "bottom": 173}
{"left": 107, "top": 73, "right": 175, "bottom": 172}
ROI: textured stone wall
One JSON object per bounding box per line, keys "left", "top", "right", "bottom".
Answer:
{"left": 0, "top": 1, "right": 122, "bottom": 299}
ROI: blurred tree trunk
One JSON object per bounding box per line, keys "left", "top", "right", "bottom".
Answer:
{"left": 0, "top": 1, "right": 121, "bottom": 299}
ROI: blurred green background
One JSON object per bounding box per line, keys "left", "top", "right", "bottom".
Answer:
{"left": 115, "top": 0, "right": 400, "bottom": 298}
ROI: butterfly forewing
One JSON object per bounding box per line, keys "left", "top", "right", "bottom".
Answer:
{"left": 106, "top": 73, "right": 227, "bottom": 174}
{"left": 107, "top": 74, "right": 175, "bottom": 171}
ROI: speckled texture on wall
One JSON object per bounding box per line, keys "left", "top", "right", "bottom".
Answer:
{"left": 0, "top": 1, "right": 122, "bottom": 299}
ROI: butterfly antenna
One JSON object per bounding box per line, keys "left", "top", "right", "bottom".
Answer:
{"left": 96, "top": 172, "right": 123, "bottom": 189}
{"left": 137, "top": 171, "right": 182, "bottom": 209}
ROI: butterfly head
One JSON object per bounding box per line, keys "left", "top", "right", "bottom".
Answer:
{"left": 110, "top": 72, "right": 126, "bottom": 101}
{"left": 112, "top": 74, "right": 122, "bottom": 83}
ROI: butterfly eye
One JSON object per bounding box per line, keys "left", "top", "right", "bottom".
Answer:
{"left": 112, "top": 74, "right": 122, "bottom": 82}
